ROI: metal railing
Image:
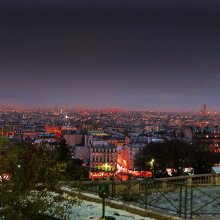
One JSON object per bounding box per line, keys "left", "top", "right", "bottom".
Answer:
{"left": 76, "top": 173, "right": 220, "bottom": 219}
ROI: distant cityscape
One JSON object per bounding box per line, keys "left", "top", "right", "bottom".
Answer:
{"left": 1, "top": 104, "right": 220, "bottom": 179}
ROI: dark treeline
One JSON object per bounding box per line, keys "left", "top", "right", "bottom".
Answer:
{"left": 135, "top": 140, "right": 218, "bottom": 177}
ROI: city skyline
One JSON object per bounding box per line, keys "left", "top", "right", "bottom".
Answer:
{"left": 0, "top": 103, "right": 216, "bottom": 114}
{"left": 1, "top": 0, "right": 220, "bottom": 111}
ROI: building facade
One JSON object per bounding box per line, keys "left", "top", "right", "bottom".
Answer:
{"left": 90, "top": 144, "right": 117, "bottom": 171}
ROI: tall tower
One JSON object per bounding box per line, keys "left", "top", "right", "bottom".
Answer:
{"left": 203, "top": 104, "right": 207, "bottom": 114}
{"left": 201, "top": 104, "right": 207, "bottom": 115}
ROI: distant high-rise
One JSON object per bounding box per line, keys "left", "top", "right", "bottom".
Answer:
{"left": 201, "top": 104, "right": 207, "bottom": 115}
{"left": 203, "top": 104, "right": 207, "bottom": 114}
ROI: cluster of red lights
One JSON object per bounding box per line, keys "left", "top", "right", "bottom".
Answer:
{"left": 89, "top": 170, "right": 152, "bottom": 180}
{"left": 45, "top": 125, "right": 61, "bottom": 139}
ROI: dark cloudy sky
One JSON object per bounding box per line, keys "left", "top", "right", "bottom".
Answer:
{"left": 1, "top": 0, "right": 220, "bottom": 111}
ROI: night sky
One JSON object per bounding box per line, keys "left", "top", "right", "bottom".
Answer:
{"left": 1, "top": 0, "right": 220, "bottom": 111}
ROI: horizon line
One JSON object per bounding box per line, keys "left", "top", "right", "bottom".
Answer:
{"left": 0, "top": 104, "right": 217, "bottom": 113}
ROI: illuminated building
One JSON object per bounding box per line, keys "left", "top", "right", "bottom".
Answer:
{"left": 90, "top": 144, "right": 117, "bottom": 171}
{"left": 45, "top": 125, "right": 61, "bottom": 139}
{"left": 118, "top": 143, "right": 146, "bottom": 171}
{"left": 106, "top": 138, "right": 124, "bottom": 147}
{"left": 35, "top": 133, "right": 57, "bottom": 144}
{"left": 89, "top": 130, "right": 110, "bottom": 137}
{"left": 194, "top": 127, "right": 220, "bottom": 152}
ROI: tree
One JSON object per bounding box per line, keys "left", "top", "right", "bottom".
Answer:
{"left": 56, "top": 137, "right": 89, "bottom": 180}
{"left": 56, "top": 137, "right": 72, "bottom": 162}
{"left": 136, "top": 140, "right": 218, "bottom": 177}
{"left": 0, "top": 143, "right": 80, "bottom": 220}
{"left": 190, "top": 149, "right": 218, "bottom": 174}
